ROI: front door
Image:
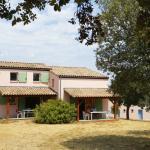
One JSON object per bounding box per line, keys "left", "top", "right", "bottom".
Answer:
{"left": 138, "top": 109, "right": 143, "bottom": 120}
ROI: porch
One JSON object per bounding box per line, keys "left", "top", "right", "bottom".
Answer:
{"left": 65, "top": 88, "right": 119, "bottom": 121}
{"left": 0, "top": 86, "right": 56, "bottom": 118}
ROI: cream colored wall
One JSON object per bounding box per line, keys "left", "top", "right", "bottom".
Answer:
{"left": 119, "top": 105, "right": 150, "bottom": 121}
{"left": 0, "top": 69, "right": 49, "bottom": 87}
{"left": 102, "top": 98, "right": 109, "bottom": 111}
{"left": 60, "top": 78, "right": 108, "bottom": 100}
{"left": 49, "top": 72, "right": 109, "bottom": 100}
{"left": 49, "top": 72, "right": 60, "bottom": 97}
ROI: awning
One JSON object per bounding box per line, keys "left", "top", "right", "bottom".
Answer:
{"left": 0, "top": 86, "right": 56, "bottom": 96}
{"left": 65, "top": 88, "right": 118, "bottom": 98}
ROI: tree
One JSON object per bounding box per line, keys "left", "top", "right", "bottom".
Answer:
{"left": 110, "top": 70, "right": 145, "bottom": 120}
{"left": 0, "top": 0, "right": 149, "bottom": 45}
{"left": 0, "top": 0, "right": 104, "bottom": 45}
{"left": 96, "top": 0, "right": 150, "bottom": 119}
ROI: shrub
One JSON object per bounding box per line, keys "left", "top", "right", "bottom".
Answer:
{"left": 34, "top": 99, "right": 76, "bottom": 124}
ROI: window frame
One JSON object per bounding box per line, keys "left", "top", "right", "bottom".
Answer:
{"left": 33, "top": 73, "right": 41, "bottom": 82}
{"left": 10, "top": 72, "right": 18, "bottom": 82}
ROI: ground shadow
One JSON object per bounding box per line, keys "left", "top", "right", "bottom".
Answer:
{"left": 62, "top": 134, "right": 150, "bottom": 150}
{"left": 128, "top": 130, "right": 150, "bottom": 136}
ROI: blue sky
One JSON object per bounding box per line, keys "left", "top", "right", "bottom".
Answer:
{"left": 0, "top": 3, "right": 98, "bottom": 70}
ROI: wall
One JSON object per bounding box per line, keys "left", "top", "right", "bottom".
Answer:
{"left": 49, "top": 72, "right": 60, "bottom": 96}
{"left": 119, "top": 105, "right": 150, "bottom": 121}
{"left": 0, "top": 96, "right": 17, "bottom": 118}
{"left": 0, "top": 69, "right": 49, "bottom": 87}
{"left": 60, "top": 78, "right": 108, "bottom": 100}
{"left": 49, "top": 72, "right": 109, "bottom": 100}
{"left": 102, "top": 98, "right": 109, "bottom": 111}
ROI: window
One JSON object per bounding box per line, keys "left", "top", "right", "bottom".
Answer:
{"left": 33, "top": 73, "right": 40, "bottom": 81}
{"left": 52, "top": 79, "right": 54, "bottom": 88}
{"left": 10, "top": 72, "right": 18, "bottom": 81}
{"left": 123, "top": 109, "right": 126, "bottom": 113}
{"left": 131, "top": 109, "right": 134, "bottom": 113}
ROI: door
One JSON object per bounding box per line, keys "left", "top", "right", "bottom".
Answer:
{"left": 25, "top": 96, "right": 41, "bottom": 109}
{"left": 138, "top": 109, "right": 143, "bottom": 120}
{"left": 79, "top": 99, "right": 85, "bottom": 120}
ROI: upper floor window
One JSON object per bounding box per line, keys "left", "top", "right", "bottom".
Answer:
{"left": 10, "top": 72, "right": 18, "bottom": 81}
{"left": 10, "top": 72, "right": 27, "bottom": 83}
{"left": 33, "top": 73, "right": 40, "bottom": 82}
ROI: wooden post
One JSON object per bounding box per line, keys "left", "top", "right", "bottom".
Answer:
{"left": 77, "top": 99, "right": 80, "bottom": 121}
{"left": 16, "top": 96, "right": 19, "bottom": 113}
{"left": 6, "top": 96, "right": 10, "bottom": 119}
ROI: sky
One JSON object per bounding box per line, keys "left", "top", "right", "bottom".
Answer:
{"left": 0, "top": 3, "right": 98, "bottom": 71}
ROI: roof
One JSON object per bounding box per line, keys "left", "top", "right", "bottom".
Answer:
{"left": 50, "top": 66, "right": 108, "bottom": 79}
{"left": 0, "top": 61, "right": 50, "bottom": 70}
{"left": 65, "top": 88, "right": 118, "bottom": 98}
{"left": 0, "top": 87, "right": 56, "bottom": 96}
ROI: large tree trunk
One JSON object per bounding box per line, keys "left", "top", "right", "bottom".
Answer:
{"left": 114, "top": 100, "right": 117, "bottom": 119}
{"left": 126, "top": 105, "right": 130, "bottom": 120}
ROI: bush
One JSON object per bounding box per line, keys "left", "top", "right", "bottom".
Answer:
{"left": 34, "top": 99, "right": 76, "bottom": 124}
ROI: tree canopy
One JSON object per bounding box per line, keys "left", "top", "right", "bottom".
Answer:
{"left": 96, "top": 0, "right": 150, "bottom": 119}
{"left": 0, "top": 0, "right": 104, "bottom": 45}
{"left": 0, "top": 0, "right": 149, "bottom": 45}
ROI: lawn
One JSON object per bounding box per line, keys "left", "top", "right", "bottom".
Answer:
{"left": 0, "top": 119, "right": 150, "bottom": 150}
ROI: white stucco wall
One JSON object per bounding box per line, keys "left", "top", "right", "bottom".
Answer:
{"left": 0, "top": 69, "right": 49, "bottom": 87}
{"left": 59, "top": 78, "right": 108, "bottom": 99}
{"left": 119, "top": 105, "right": 150, "bottom": 121}
{"left": 49, "top": 72, "right": 109, "bottom": 100}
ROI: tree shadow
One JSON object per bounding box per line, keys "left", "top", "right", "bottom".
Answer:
{"left": 128, "top": 130, "right": 150, "bottom": 136}
{"left": 62, "top": 134, "right": 150, "bottom": 150}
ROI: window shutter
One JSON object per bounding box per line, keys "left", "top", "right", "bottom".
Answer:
{"left": 18, "top": 72, "right": 27, "bottom": 83}
{"left": 95, "top": 98, "right": 102, "bottom": 111}
{"left": 40, "top": 72, "right": 49, "bottom": 82}
{"left": 0, "top": 97, "right": 6, "bottom": 105}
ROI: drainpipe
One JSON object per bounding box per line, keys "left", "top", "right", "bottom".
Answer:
{"left": 59, "top": 78, "right": 61, "bottom": 100}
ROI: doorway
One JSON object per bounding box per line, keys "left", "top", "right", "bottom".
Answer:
{"left": 79, "top": 99, "right": 85, "bottom": 120}
{"left": 138, "top": 109, "right": 143, "bottom": 120}
{"left": 25, "top": 96, "right": 41, "bottom": 109}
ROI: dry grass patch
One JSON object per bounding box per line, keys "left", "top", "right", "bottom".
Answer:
{"left": 0, "top": 119, "right": 149, "bottom": 150}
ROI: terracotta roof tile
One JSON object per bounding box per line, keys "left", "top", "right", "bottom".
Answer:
{"left": 65, "top": 88, "right": 118, "bottom": 98}
{"left": 0, "top": 61, "right": 50, "bottom": 70}
{"left": 0, "top": 86, "right": 56, "bottom": 96}
{"left": 51, "top": 66, "right": 108, "bottom": 79}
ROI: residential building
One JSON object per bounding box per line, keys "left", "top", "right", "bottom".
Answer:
{"left": 0, "top": 61, "right": 149, "bottom": 121}
{"left": 0, "top": 61, "right": 56, "bottom": 118}
{"left": 49, "top": 66, "right": 117, "bottom": 121}
{"left": 119, "top": 105, "right": 150, "bottom": 121}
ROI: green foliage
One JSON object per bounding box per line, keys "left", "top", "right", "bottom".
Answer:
{"left": 0, "top": 0, "right": 102, "bottom": 45}
{"left": 34, "top": 100, "right": 76, "bottom": 124}
{"left": 96, "top": 0, "right": 150, "bottom": 118}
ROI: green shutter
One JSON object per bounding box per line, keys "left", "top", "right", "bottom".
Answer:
{"left": 18, "top": 72, "right": 27, "bottom": 83}
{"left": 0, "top": 97, "right": 6, "bottom": 105}
{"left": 40, "top": 72, "right": 49, "bottom": 82}
{"left": 18, "top": 97, "right": 25, "bottom": 110}
{"left": 95, "top": 98, "right": 102, "bottom": 111}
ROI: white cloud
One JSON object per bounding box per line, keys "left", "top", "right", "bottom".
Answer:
{"left": 0, "top": 3, "right": 98, "bottom": 70}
